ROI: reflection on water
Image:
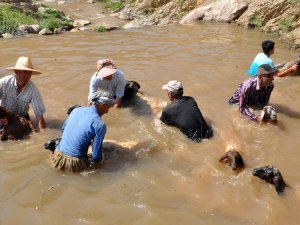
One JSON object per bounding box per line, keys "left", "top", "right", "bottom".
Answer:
{"left": 0, "top": 23, "right": 300, "bottom": 224}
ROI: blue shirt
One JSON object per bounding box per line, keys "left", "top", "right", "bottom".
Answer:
{"left": 247, "top": 53, "right": 275, "bottom": 77}
{"left": 58, "top": 106, "right": 106, "bottom": 162}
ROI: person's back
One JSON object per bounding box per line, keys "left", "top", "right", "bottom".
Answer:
{"left": 247, "top": 52, "right": 274, "bottom": 77}
{"left": 58, "top": 106, "right": 105, "bottom": 158}
{"left": 160, "top": 96, "right": 213, "bottom": 141}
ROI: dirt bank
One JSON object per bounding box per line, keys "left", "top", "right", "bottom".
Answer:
{"left": 2, "top": 0, "right": 300, "bottom": 49}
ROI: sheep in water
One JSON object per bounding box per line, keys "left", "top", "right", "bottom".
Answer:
{"left": 0, "top": 106, "right": 34, "bottom": 141}
{"left": 252, "top": 166, "right": 288, "bottom": 194}
{"left": 219, "top": 149, "right": 245, "bottom": 170}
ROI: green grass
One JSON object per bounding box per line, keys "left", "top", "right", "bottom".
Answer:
{"left": 278, "top": 16, "right": 294, "bottom": 32}
{"left": 288, "top": 0, "right": 300, "bottom": 3}
{"left": 176, "top": 0, "right": 184, "bottom": 8}
{"left": 98, "top": 0, "right": 124, "bottom": 11}
{"left": 0, "top": 5, "right": 73, "bottom": 34}
{"left": 95, "top": 25, "right": 108, "bottom": 32}
{"left": 0, "top": 5, "right": 38, "bottom": 34}
{"left": 37, "top": 5, "right": 73, "bottom": 31}
{"left": 249, "top": 12, "right": 264, "bottom": 28}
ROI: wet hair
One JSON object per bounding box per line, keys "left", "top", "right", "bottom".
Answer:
{"left": 169, "top": 88, "right": 183, "bottom": 99}
{"left": 261, "top": 40, "right": 275, "bottom": 55}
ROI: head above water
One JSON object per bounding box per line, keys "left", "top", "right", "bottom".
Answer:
{"left": 261, "top": 40, "right": 275, "bottom": 56}
{"left": 6, "top": 56, "right": 42, "bottom": 75}
{"left": 257, "top": 64, "right": 278, "bottom": 77}
{"left": 89, "top": 90, "right": 115, "bottom": 115}
{"left": 89, "top": 90, "right": 115, "bottom": 106}
{"left": 96, "top": 59, "right": 115, "bottom": 71}
{"left": 162, "top": 80, "right": 184, "bottom": 101}
{"left": 257, "top": 64, "right": 278, "bottom": 87}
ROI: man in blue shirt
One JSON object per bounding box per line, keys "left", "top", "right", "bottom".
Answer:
{"left": 50, "top": 90, "right": 115, "bottom": 172}
{"left": 247, "top": 40, "right": 297, "bottom": 77}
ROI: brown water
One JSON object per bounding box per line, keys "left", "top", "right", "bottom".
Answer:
{"left": 1, "top": 23, "right": 300, "bottom": 225}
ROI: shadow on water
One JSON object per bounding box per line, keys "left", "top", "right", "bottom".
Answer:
{"left": 99, "top": 140, "right": 153, "bottom": 172}
{"left": 121, "top": 94, "right": 155, "bottom": 116}
{"left": 45, "top": 118, "right": 65, "bottom": 130}
{"left": 273, "top": 103, "right": 300, "bottom": 119}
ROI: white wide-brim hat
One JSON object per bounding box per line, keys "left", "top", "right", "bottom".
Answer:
{"left": 97, "top": 66, "right": 117, "bottom": 78}
{"left": 6, "top": 56, "right": 42, "bottom": 75}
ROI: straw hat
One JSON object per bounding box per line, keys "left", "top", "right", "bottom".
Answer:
{"left": 97, "top": 66, "right": 117, "bottom": 78}
{"left": 6, "top": 56, "right": 42, "bottom": 75}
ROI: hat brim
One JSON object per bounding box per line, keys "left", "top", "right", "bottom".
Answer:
{"left": 6, "top": 67, "right": 42, "bottom": 75}
{"left": 258, "top": 68, "right": 279, "bottom": 76}
{"left": 97, "top": 67, "right": 117, "bottom": 78}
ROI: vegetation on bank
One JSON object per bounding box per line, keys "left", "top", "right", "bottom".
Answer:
{"left": 97, "top": 0, "right": 124, "bottom": 11}
{"left": 95, "top": 25, "right": 108, "bottom": 32}
{"left": 249, "top": 12, "right": 263, "bottom": 29}
{"left": 0, "top": 4, "right": 73, "bottom": 35}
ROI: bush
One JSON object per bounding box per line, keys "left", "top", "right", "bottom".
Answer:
{"left": 98, "top": 0, "right": 124, "bottom": 11}
{"left": 249, "top": 12, "right": 263, "bottom": 28}
{"left": 95, "top": 25, "right": 108, "bottom": 32}
{"left": 278, "top": 17, "right": 294, "bottom": 32}
{"left": 0, "top": 5, "right": 38, "bottom": 34}
{"left": 0, "top": 5, "right": 73, "bottom": 34}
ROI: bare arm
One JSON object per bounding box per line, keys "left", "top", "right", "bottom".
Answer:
{"left": 276, "top": 64, "right": 298, "bottom": 77}
{"left": 114, "top": 97, "right": 122, "bottom": 108}
{"left": 37, "top": 115, "right": 46, "bottom": 130}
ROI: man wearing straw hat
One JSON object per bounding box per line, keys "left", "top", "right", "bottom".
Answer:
{"left": 0, "top": 56, "right": 46, "bottom": 130}
{"left": 50, "top": 90, "right": 115, "bottom": 172}
{"left": 88, "top": 59, "right": 126, "bottom": 108}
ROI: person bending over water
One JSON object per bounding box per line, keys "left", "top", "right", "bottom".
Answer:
{"left": 88, "top": 59, "right": 126, "bottom": 108}
{"left": 160, "top": 80, "right": 213, "bottom": 141}
{"left": 50, "top": 90, "right": 114, "bottom": 173}
{"left": 229, "top": 64, "right": 278, "bottom": 123}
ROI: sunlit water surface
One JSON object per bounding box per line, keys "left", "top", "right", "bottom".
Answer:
{"left": 0, "top": 23, "right": 300, "bottom": 225}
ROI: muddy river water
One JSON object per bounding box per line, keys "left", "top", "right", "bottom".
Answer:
{"left": 1, "top": 22, "right": 300, "bottom": 225}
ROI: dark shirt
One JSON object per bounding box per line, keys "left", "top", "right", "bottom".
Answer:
{"left": 228, "top": 77, "right": 274, "bottom": 121}
{"left": 160, "top": 96, "right": 213, "bottom": 141}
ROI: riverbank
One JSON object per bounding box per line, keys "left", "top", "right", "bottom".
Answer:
{"left": 1, "top": 0, "right": 300, "bottom": 49}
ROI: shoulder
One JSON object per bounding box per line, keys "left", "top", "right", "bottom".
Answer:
{"left": 93, "top": 116, "right": 106, "bottom": 132}
{"left": 90, "top": 72, "right": 99, "bottom": 82}
{"left": 258, "top": 53, "right": 272, "bottom": 62}
{"left": 0, "top": 75, "right": 15, "bottom": 83}
{"left": 27, "top": 81, "right": 40, "bottom": 92}
{"left": 242, "top": 78, "right": 256, "bottom": 89}
{"left": 115, "top": 69, "right": 124, "bottom": 78}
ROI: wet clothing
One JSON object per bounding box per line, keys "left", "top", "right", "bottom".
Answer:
{"left": 247, "top": 53, "right": 275, "bottom": 77}
{"left": 160, "top": 96, "right": 213, "bottom": 141}
{"left": 0, "top": 75, "right": 45, "bottom": 118}
{"left": 88, "top": 69, "right": 126, "bottom": 100}
{"left": 228, "top": 77, "right": 274, "bottom": 121}
{"left": 50, "top": 149, "right": 90, "bottom": 173}
{"left": 56, "top": 106, "right": 106, "bottom": 172}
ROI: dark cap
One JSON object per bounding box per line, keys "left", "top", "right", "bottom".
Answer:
{"left": 257, "top": 64, "right": 278, "bottom": 76}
